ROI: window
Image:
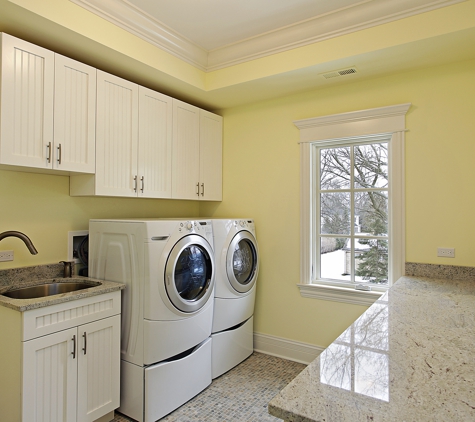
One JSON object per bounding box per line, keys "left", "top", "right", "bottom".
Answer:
{"left": 295, "top": 104, "right": 410, "bottom": 306}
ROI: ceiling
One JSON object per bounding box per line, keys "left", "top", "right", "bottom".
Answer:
{"left": 1, "top": 0, "right": 475, "bottom": 109}
{"left": 125, "top": 0, "right": 364, "bottom": 51}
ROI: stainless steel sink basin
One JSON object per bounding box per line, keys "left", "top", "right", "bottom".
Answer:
{"left": 2, "top": 281, "right": 100, "bottom": 300}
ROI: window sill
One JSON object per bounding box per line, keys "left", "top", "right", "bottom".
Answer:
{"left": 298, "top": 283, "right": 383, "bottom": 306}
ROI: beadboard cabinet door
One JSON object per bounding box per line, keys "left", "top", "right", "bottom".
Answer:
{"left": 22, "top": 327, "right": 78, "bottom": 422}
{"left": 77, "top": 315, "right": 121, "bottom": 422}
{"left": 95, "top": 70, "right": 139, "bottom": 196}
{"left": 138, "top": 86, "right": 173, "bottom": 198}
{"left": 0, "top": 33, "right": 55, "bottom": 169}
{"left": 53, "top": 54, "right": 96, "bottom": 173}
{"left": 199, "top": 110, "right": 223, "bottom": 201}
{"left": 172, "top": 100, "right": 223, "bottom": 201}
{"left": 172, "top": 99, "right": 201, "bottom": 200}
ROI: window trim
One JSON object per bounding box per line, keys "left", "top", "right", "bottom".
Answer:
{"left": 295, "top": 104, "right": 410, "bottom": 306}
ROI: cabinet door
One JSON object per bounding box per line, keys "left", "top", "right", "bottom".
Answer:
{"left": 22, "top": 327, "right": 78, "bottom": 422}
{"left": 54, "top": 54, "right": 96, "bottom": 173}
{"left": 0, "top": 33, "right": 54, "bottom": 169}
{"left": 95, "top": 70, "right": 138, "bottom": 196}
{"left": 76, "top": 315, "right": 120, "bottom": 422}
{"left": 172, "top": 99, "right": 200, "bottom": 200}
{"left": 138, "top": 86, "right": 173, "bottom": 198}
{"left": 199, "top": 110, "right": 223, "bottom": 201}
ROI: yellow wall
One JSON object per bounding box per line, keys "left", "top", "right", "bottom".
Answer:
{"left": 0, "top": 170, "right": 199, "bottom": 268}
{"left": 1, "top": 0, "right": 474, "bottom": 348}
{"left": 201, "top": 58, "right": 475, "bottom": 347}
{"left": 2, "top": 59, "right": 474, "bottom": 348}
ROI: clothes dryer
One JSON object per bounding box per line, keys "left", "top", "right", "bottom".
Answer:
{"left": 89, "top": 218, "right": 215, "bottom": 422}
{"left": 210, "top": 219, "right": 259, "bottom": 378}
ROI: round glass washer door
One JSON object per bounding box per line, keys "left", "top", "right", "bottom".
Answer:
{"left": 165, "top": 234, "right": 215, "bottom": 313}
{"left": 226, "top": 231, "right": 259, "bottom": 294}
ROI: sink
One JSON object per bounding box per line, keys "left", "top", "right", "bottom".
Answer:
{"left": 2, "top": 281, "right": 100, "bottom": 300}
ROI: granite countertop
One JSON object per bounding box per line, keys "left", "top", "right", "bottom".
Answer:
{"left": 0, "top": 263, "right": 124, "bottom": 312}
{"left": 269, "top": 275, "right": 475, "bottom": 421}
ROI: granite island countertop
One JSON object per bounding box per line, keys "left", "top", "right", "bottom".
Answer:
{"left": 269, "top": 275, "right": 475, "bottom": 421}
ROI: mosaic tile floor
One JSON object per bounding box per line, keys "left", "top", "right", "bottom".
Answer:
{"left": 113, "top": 352, "right": 306, "bottom": 422}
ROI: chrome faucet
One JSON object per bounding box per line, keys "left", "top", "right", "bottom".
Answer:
{"left": 0, "top": 231, "right": 38, "bottom": 255}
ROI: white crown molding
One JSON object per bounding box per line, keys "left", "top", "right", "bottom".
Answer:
{"left": 70, "top": 0, "right": 465, "bottom": 72}
{"left": 70, "top": 0, "right": 208, "bottom": 70}
{"left": 253, "top": 332, "right": 324, "bottom": 365}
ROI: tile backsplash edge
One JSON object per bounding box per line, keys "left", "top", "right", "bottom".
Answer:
{"left": 405, "top": 262, "right": 475, "bottom": 281}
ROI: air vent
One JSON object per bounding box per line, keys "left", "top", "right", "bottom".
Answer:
{"left": 322, "top": 67, "right": 358, "bottom": 79}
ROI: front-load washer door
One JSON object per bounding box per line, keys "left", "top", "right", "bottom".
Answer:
{"left": 165, "top": 234, "right": 215, "bottom": 313}
{"left": 226, "top": 231, "right": 259, "bottom": 294}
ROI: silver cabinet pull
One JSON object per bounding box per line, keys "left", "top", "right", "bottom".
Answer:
{"left": 46, "top": 142, "right": 52, "bottom": 163}
{"left": 141, "top": 176, "right": 144, "bottom": 193}
{"left": 57, "top": 143, "right": 62, "bottom": 165}
{"left": 196, "top": 183, "right": 200, "bottom": 196}
{"left": 82, "top": 332, "right": 87, "bottom": 355}
{"left": 134, "top": 175, "right": 138, "bottom": 192}
{"left": 201, "top": 183, "right": 205, "bottom": 197}
{"left": 72, "top": 335, "right": 76, "bottom": 359}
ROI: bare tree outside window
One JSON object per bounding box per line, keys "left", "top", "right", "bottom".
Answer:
{"left": 318, "top": 141, "right": 389, "bottom": 285}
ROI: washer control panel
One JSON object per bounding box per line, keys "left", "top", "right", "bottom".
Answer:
{"left": 178, "top": 220, "right": 213, "bottom": 239}
{"left": 233, "top": 219, "right": 255, "bottom": 231}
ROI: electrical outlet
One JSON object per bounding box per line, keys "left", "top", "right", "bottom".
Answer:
{"left": 437, "top": 247, "right": 455, "bottom": 258}
{"left": 0, "top": 250, "right": 14, "bottom": 262}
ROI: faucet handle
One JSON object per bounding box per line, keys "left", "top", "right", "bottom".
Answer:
{"left": 60, "top": 260, "right": 74, "bottom": 278}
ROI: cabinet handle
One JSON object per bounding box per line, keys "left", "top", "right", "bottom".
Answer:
{"left": 72, "top": 335, "right": 76, "bottom": 359}
{"left": 141, "top": 176, "right": 144, "bottom": 193}
{"left": 82, "top": 332, "right": 87, "bottom": 355}
{"left": 201, "top": 183, "right": 205, "bottom": 197}
{"left": 134, "top": 175, "right": 138, "bottom": 192}
{"left": 57, "top": 143, "right": 62, "bottom": 165}
{"left": 46, "top": 142, "right": 52, "bottom": 163}
{"left": 196, "top": 183, "right": 200, "bottom": 196}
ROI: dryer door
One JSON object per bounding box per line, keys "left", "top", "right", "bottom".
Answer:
{"left": 226, "top": 231, "right": 259, "bottom": 293}
{"left": 165, "top": 234, "right": 215, "bottom": 313}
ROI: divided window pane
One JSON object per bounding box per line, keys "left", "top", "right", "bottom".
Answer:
{"left": 316, "top": 140, "right": 389, "bottom": 286}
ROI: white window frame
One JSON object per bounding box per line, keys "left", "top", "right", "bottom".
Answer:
{"left": 295, "top": 104, "right": 410, "bottom": 306}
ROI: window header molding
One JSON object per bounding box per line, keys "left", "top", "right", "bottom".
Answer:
{"left": 294, "top": 103, "right": 411, "bottom": 143}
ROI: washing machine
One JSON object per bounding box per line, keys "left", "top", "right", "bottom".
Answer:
{"left": 210, "top": 219, "right": 259, "bottom": 378}
{"left": 89, "top": 218, "right": 215, "bottom": 422}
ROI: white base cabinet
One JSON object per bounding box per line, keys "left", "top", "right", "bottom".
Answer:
{"left": 0, "top": 291, "right": 121, "bottom": 422}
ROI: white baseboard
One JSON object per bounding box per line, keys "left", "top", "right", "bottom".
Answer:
{"left": 253, "top": 332, "right": 324, "bottom": 365}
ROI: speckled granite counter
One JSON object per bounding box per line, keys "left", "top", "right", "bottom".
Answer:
{"left": 0, "top": 263, "right": 124, "bottom": 312}
{"left": 269, "top": 275, "right": 475, "bottom": 421}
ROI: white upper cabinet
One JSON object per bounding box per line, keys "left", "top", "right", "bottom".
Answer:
{"left": 1, "top": 33, "right": 222, "bottom": 200}
{"left": 0, "top": 33, "right": 54, "bottom": 169}
{"left": 0, "top": 33, "right": 96, "bottom": 173}
{"left": 54, "top": 54, "right": 96, "bottom": 173}
{"left": 94, "top": 70, "right": 139, "bottom": 197}
{"left": 138, "top": 86, "right": 173, "bottom": 198}
{"left": 172, "top": 99, "right": 223, "bottom": 201}
{"left": 199, "top": 109, "right": 223, "bottom": 201}
{"left": 172, "top": 99, "right": 201, "bottom": 200}
{"left": 71, "top": 75, "right": 174, "bottom": 198}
